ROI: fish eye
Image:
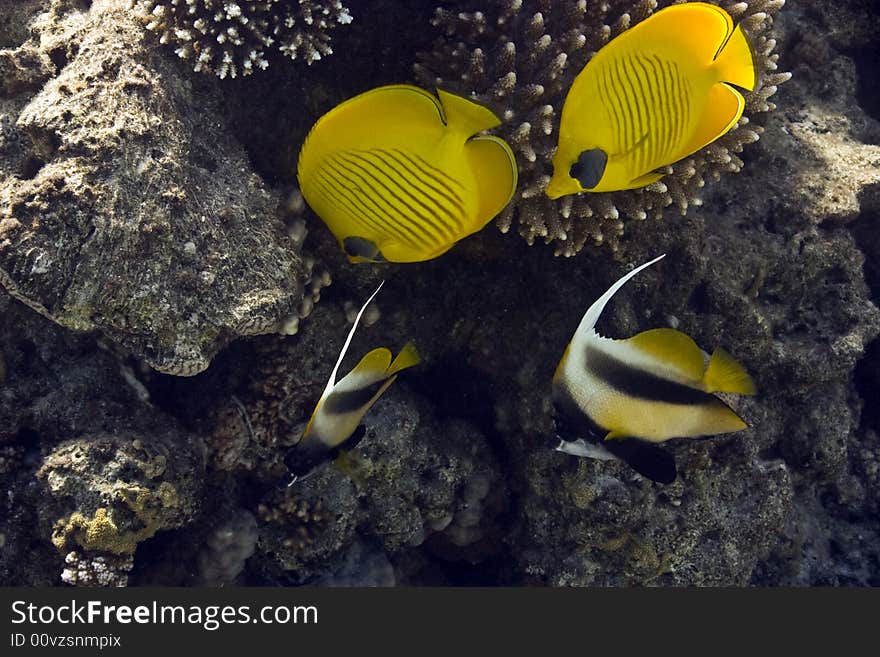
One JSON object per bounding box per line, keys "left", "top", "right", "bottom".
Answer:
{"left": 570, "top": 148, "right": 608, "bottom": 190}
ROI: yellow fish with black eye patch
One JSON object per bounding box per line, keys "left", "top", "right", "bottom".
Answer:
{"left": 552, "top": 254, "right": 756, "bottom": 484}
{"left": 546, "top": 2, "right": 758, "bottom": 198}
{"left": 297, "top": 84, "right": 518, "bottom": 263}
{"left": 284, "top": 282, "right": 420, "bottom": 482}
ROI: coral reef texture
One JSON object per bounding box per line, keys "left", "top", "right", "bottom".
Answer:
{"left": 131, "top": 0, "right": 353, "bottom": 79}
{"left": 1, "top": 0, "right": 880, "bottom": 587}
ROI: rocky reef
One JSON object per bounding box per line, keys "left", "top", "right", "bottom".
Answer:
{"left": 1, "top": 0, "right": 879, "bottom": 586}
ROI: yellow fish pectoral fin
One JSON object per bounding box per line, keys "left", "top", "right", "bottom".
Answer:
{"left": 625, "top": 328, "right": 706, "bottom": 384}
{"left": 678, "top": 82, "right": 745, "bottom": 160}
{"left": 386, "top": 341, "right": 420, "bottom": 377}
{"left": 604, "top": 431, "right": 629, "bottom": 442}
{"left": 465, "top": 134, "right": 518, "bottom": 227}
{"left": 703, "top": 347, "right": 756, "bottom": 396}
{"left": 626, "top": 171, "right": 666, "bottom": 190}
{"left": 437, "top": 88, "right": 502, "bottom": 135}
{"left": 699, "top": 401, "right": 749, "bottom": 435}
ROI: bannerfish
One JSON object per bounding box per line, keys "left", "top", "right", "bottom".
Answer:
{"left": 546, "top": 2, "right": 758, "bottom": 198}
{"left": 551, "top": 254, "right": 756, "bottom": 484}
{"left": 284, "top": 282, "right": 420, "bottom": 482}
{"left": 297, "top": 84, "right": 518, "bottom": 263}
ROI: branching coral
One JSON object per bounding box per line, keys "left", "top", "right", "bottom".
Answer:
{"left": 131, "top": 0, "right": 353, "bottom": 79}
{"left": 416, "top": 0, "right": 790, "bottom": 256}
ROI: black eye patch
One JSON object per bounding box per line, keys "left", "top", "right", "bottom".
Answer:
{"left": 569, "top": 148, "right": 608, "bottom": 190}
{"left": 343, "top": 236, "right": 385, "bottom": 262}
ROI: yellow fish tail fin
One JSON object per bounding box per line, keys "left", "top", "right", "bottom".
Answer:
{"left": 437, "top": 89, "right": 502, "bottom": 136}
{"left": 703, "top": 347, "right": 757, "bottom": 395}
{"left": 386, "top": 341, "right": 421, "bottom": 377}
{"left": 465, "top": 135, "right": 518, "bottom": 228}
{"left": 714, "top": 23, "right": 757, "bottom": 92}
{"left": 677, "top": 82, "right": 745, "bottom": 160}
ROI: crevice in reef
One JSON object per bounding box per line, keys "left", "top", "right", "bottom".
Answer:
{"left": 848, "top": 43, "right": 880, "bottom": 127}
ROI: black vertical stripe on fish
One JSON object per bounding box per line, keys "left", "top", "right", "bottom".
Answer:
{"left": 395, "top": 149, "right": 466, "bottom": 193}
{"left": 650, "top": 54, "right": 674, "bottom": 162}
{"left": 633, "top": 54, "right": 660, "bottom": 170}
{"left": 584, "top": 344, "right": 713, "bottom": 406}
{"left": 336, "top": 151, "right": 444, "bottom": 240}
{"left": 665, "top": 60, "right": 685, "bottom": 152}
{"left": 313, "top": 169, "right": 393, "bottom": 240}
{"left": 323, "top": 379, "right": 389, "bottom": 415}
{"left": 336, "top": 151, "right": 447, "bottom": 245}
{"left": 612, "top": 56, "right": 637, "bottom": 150}
{"left": 385, "top": 149, "right": 468, "bottom": 220}
{"left": 318, "top": 160, "right": 426, "bottom": 249}
{"left": 362, "top": 149, "right": 464, "bottom": 237}
{"left": 601, "top": 61, "right": 626, "bottom": 154}
{"left": 623, "top": 55, "right": 648, "bottom": 171}
{"left": 316, "top": 163, "right": 422, "bottom": 246}
{"left": 328, "top": 154, "right": 436, "bottom": 245}
{"left": 355, "top": 149, "right": 459, "bottom": 240}
{"left": 627, "top": 53, "right": 653, "bottom": 174}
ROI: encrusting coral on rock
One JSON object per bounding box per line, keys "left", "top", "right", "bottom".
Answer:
{"left": 416, "top": 0, "right": 790, "bottom": 256}
{"left": 131, "top": 0, "right": 354, "bottom": 79}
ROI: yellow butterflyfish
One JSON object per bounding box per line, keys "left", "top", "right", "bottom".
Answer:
{"left": 283, "top": 282, "right": 420, "bottom": 483}
{"left": 546, "top": 2, "right": 758, "bottom": 198}
{"left": 552, "top": 254, "right": 756, "bottom": 484}
{"left": 297, "top": 84, "right": 518, "bottom": 263}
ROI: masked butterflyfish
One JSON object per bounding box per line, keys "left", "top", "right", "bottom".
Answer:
{"left": 283, "top": 281, "right": 420, "bottom": 482}
{"left": 552, "top": 254, "right": 757, "bottom": 484}
{"left": 297, "top": 84, "right": 518, "bottom": 263}
{"left": 546, "top": 2, "right": 758, "bottom": 198}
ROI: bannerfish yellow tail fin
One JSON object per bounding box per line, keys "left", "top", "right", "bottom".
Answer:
{"left": 714, "top": 22, "right": 757, "bottom": 92}
{"left": 626, "top": 328, "right": 706, "bottom": 384}
{"left": 677, "top": 82, "right": 746, "bottom": 160}
{"left": 465, "top": 134, "right": 518, "bottom": 228}
{"left": 703, "top": 347, "right": 757, "bottom": 395}
{"left": 575, "top": 254, "right": 666, "bottom": 339}
{"left": 386, "top": 341, "right": 420, "bottom": 377}
{"left": 437, "top": 88, "right": 502, "bottom": 136}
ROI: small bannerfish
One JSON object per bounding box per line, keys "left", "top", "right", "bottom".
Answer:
{"left": 284, "top": 282, "right": 420, "bottom": 482}
{"left": 297, "top": 84, "right": 518, "bottom": 263}
{"left": 546, "top": 2, "right": 757, "bottom": 198}
{"left": 552, "top": 254, "right": 756, "bottom": 484}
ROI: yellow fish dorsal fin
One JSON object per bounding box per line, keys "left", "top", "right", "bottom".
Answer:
{"left": 464, "top": 134, "right": 518, "bottom": 229}
{"left": 631, "top": 3, "right": 756, "bottom": 92}
{"left": 436, "top": 88, "right": 502, "bottom": 136}
{"left": 625, "top": 328, "right": 706, "bottom": 384}
{"left": 703, "top": 347, "right": 757, "bottom": 395}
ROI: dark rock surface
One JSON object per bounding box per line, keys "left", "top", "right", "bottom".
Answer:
{"left": 1, "top": 0, "right": 879, "bottom": 586}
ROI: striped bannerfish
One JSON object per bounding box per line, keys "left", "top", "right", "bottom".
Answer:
{"left": 284, "top": 282, "right": 420, "bottom": 483}
{"left": 546, "top": 2, "right": 758, "bottom": 198}
{"left": 297, "top": 85, "right": 517, "bottom": 263}
{"left": 552, "top": 254, "right": 756, "bottom": 484}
